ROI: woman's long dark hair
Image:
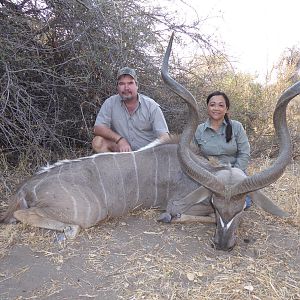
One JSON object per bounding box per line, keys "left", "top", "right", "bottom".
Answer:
{"left": 206, "top": 91, "right": 232, "bottom": 143}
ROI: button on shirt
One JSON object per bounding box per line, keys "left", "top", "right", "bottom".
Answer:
{"left": 95, "top": 94, "right": 169, "bottom": 151}
{"left": 194, "top": 119, "right": 250, "bottom": 171}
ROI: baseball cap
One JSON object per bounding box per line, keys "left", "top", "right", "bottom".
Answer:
{"left": 117, "top": 67, "right": 138, "bottom": 82}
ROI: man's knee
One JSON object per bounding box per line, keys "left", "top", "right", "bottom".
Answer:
{"left": 92, "top": 136, "right": 113, "bottom": 153}
{"left": 92, "top": 136, "right": 106, "bottom": 153}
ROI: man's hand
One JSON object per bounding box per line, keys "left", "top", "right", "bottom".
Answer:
{"left": 116, "top": 138, "right": 132, "bottom": 152}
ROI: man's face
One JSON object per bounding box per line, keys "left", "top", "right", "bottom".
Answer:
{"left": 117, "top": 75, "right": 138, "bottom": 101}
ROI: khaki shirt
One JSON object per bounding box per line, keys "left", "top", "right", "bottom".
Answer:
{"left": 194, "top": 119, "right": 250, "bottom": 171}
{"left": 95, "top": 94, "right": 169, "bottom": 150}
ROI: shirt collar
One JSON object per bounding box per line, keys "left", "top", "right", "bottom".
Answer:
{"left": 120, "top": 94, "right": 141, "bottom": 113}
{"left": 204, "top": 118, "right": 227, "bottom": 130}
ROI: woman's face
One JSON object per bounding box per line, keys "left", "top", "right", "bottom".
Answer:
{"left": 207, "top": 95, "right": 228, "bottom": 122}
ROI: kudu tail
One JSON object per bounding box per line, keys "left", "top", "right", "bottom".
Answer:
{"left": 0, "top": 192, "right": 26, "bottom": 224}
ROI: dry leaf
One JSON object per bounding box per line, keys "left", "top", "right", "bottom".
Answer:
{"left": 244, "top": 284, "right": 254, "bottom": 292}
{"left": 187, "top": 273, "right": 195, "bottom": 281}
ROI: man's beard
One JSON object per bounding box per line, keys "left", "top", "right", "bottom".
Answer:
{"left": 121, "top": 94, "right": 133, "bottom": 101}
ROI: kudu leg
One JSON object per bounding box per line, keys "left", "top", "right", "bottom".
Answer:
{"left": 13, "top": 208, "right": 80, "bottom": 239}
{"left": 158, "top": 186, "right": 215, "bottom": 223}
{"left": 171, "top": 213, "right": 216, "bottom": 224}
{"left": 169, "top": 186, "right": 213, "bottom": 214}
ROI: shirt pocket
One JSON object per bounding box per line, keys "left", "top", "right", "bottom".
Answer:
{"left": 220, "top": 134, "right": 238, "bottom": 155}
{"left": 132, "top": 114, "right": 152, "bottom": 131}
{"left": 197, "top": 137, "right": 220, "bottom": 156}
{"left": 195, "top": 133, "right": 206, "bottom": 145}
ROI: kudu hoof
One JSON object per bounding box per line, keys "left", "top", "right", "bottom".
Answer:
{"left": 157, "top": 212, "right": 172, "bottom": 223}
{"left": 54, "top": 233, "right": 67, "bottom": 243}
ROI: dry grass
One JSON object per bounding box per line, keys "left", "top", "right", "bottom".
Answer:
{"left": 0, "top": 160, "right": 299, "bottom": 300}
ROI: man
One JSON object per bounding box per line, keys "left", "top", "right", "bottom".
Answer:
{"left": 92, "top": 67, "right": 169, "bottom": 152}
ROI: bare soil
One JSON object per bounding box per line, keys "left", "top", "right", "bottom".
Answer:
{"left": 0, "top": 161, "right": 299, "bottom": 300}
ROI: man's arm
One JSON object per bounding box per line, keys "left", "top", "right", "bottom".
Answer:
{"left": 158, "top": 132, "right": 170, "bottom": 140}
{"left": 94, "top": 124, "right": 122, "bottom": 143}
{"left": 93, "top": 124, "right": 132, "bottom": 152}
{"left": 151, "top": 105, "right": 169, "bottom": 138}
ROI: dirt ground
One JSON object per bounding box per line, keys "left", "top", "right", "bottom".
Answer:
{"left": 0, "top": 160, "right": 299, "bottom": 300}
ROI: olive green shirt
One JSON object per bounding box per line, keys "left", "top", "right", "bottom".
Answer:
{"left": 194, "top": 119, "right": 250, "bottom": 171}
{"left": 95, "top": 93, "right": 169, "bottom": 150}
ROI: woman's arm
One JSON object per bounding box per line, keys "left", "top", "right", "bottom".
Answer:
{"left": 234, "top": 121, "right": 250, "bottom": 171}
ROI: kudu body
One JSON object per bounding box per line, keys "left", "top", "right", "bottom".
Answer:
{"left": 0, "top": 33, "right": 296, "bottom": 250}
{"left": 0, "top": 142, "right": 211, "bottom": 238}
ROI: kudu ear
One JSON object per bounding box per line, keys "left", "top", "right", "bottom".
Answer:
{"left": 250, "top": 190, "right": 289, "bottom": 217}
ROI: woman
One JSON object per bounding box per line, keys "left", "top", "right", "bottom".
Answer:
{"left": 194, "top": 91, "right": 251, "bottom": 208}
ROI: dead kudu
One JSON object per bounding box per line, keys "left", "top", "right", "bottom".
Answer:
{"left": 0, "top": 34, "right": 296, "bottom": 250}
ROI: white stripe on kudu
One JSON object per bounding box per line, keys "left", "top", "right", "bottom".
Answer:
{"left": 131, "top": 152, "right": 140, "bottom": 208}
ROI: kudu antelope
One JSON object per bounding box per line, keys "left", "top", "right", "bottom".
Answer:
{"left": 0, "top": 34, "right": 296, "bottom": 250}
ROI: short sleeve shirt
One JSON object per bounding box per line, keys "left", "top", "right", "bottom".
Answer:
{"left": 194, "top": 119, "right": 250, "bottom": 171}
{"left": 94, "top": 94, "right": 169, "bottom": 150}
